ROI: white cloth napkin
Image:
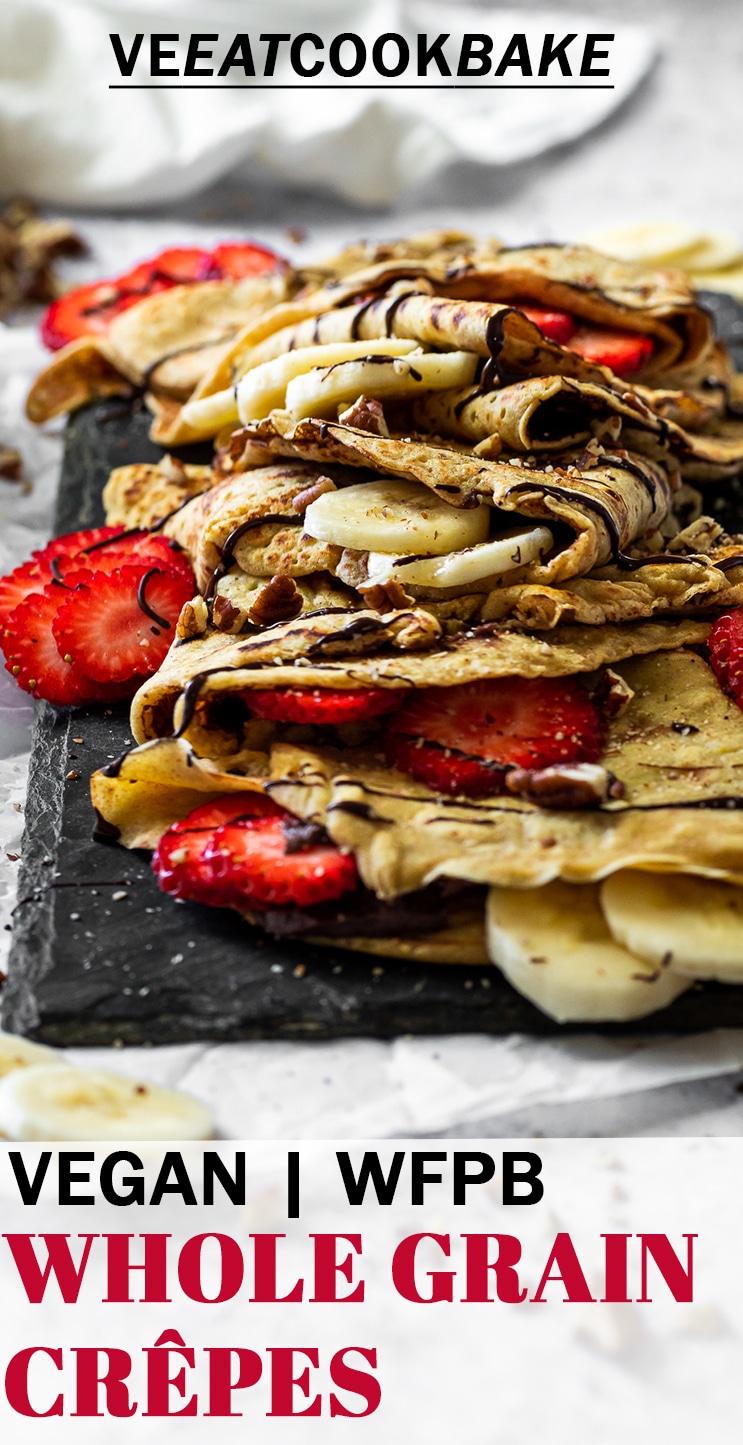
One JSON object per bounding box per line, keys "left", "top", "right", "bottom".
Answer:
{"left": 0, "top": 0, "right": 655, "bottom": 207}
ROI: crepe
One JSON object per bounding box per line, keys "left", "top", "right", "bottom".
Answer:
{"left": 91, "top": 639, "right": 743, "bottom": 1005}
{"left": 25, "top": 272, "right": 292, "bottom": 424}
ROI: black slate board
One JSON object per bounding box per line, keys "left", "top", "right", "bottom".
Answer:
{"left": 6, "top": 294, "right": 743, "bottom": 1045}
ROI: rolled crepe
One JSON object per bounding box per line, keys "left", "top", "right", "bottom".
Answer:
{"left": 234, "top": 416, "right": 675, "bottom": 580}
{"left": 128, "top": 612, "right": 710, "bottom": 747}
{"left": 25, "top": 273, "right": 292, "bottom": 424}
{"left": 262, "top": 651, "right": 743, "bottom": 897}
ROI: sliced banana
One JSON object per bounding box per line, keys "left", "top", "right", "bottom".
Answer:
{"left": 583, "top": 221, "right": 701, "bottom": 263}
{"left": 0, "top": 1033, "right": 62, "bottom": 1079}
{"left": 237, "top": 340, "right": 420, "bottom": 422}
{"left": 689, "top": 265, "right": 743, "bottom": 301}
{"left": 601, "top": 871, "right": 743, "bottom": 982}
{"left": 681, "top": 231, "right": 743, "bottom": 274}
{"left": 285, "top": 350, "right": 478, "bottom": 421}
{"left": 486, "top": 882, "right": 691, "bottom": 1023}
{"left": 179, "top": 387, "right": 240, "bottom": 436}
{"left": 0, "top": 1064, "right": 214, "bottom": 1141}
{"left": 303, "top": 478, "right": 489, "bottom": 555}
{"left": 366, "top": 525, "right": 553, "bottom": 588}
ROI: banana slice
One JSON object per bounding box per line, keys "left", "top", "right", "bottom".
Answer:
{"left": 0, "top": 1064, "right": 213, "bottom": 1141}
{"left": 303, "top": 478, "right": 489, "bottom": 554}
{"left": 583, "top": 221, "right": 701, "bottom": 263}
{"left": 237, "top": 340, "right": 420, "bottom": 422}
{"left": 689, "top": 265, "right": 743, "bottom": 301}
{"left": 681, "top": 231, "right": 743, "bottom": 274}
{"left": 285, "top": 350, "right": 478, "bottom": 421}
{"left": 180, "top": 339, "right": 421, "bottom": 434}
{"left": 601, "top": 871, "right": 743, "bottom": 982}
{"left": 366, "top": 525, "right": 553, "bottom": 588}
{"left": 486, "top": 882, "right": 691, "bottom": 1023}
{"left": 0, "top": 1033, "right": 61, "bottom": 1079}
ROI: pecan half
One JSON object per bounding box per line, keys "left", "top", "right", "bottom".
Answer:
{"left": 176, "top": 596, "right": 208, "bottom": 640}
{"left": 0, "top": 444, "right": 22, "bottom": 481}
{"left": 338, "top": 395, "right": 390, "bottom": 437}
{"left": 212, "top": 594, "right": 243, "bottom": 634}
{"left": 505, "top": 762, "right": 625, "bottom": 809}
{"left": 246, "top": 574, "right": 303, "bottom": 627}
{"left": 358, "top": 578, "right": 413, "bottom": 611}
{"left": 591, "top": 668, "right": 635, "bottom": 720}
{"left": 292, "top": 475, "right": 336, "bottom": 514}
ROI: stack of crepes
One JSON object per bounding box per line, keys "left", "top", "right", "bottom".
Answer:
{"left": 35, "top": 229, "right": 743, "bottom": 1023}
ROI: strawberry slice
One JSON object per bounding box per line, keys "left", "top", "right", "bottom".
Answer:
{"left": 52, "top": 565, "right": 194, "bottom": 683}
{"left": 152, "top": 794, "right": 283, "bottom": 905}
{"left": 40, "top": 283, "right": 146, "bottom": 350}
{"left": 518, "top": 305, "right": 577, "bottom": 345}
{"left": 246, "top": 686, "right": 402, "bottom": 726}
{"left": 56, "top": 531, "right": 194, "bottom": 587}
{"left": 3, "top": 586, "right": 101, "bottom": 706}
{"left": 40, "top": 240, "right": 285, "bottom": 349}
{"left": 387, "top": 677, "right": 604, "bottom": 798}
{"left": 117, "top": 246, "right": 212, "bottom": 291}
{"left": 709, "top": 609, "right": 743, "bottom": 708}
{"left": 34, "top": 526, "right": 126, "bottom": 564}
{"left": 0, "top": 559, "right": 54, "bottom": 633}
{"left": 209, "top": 241, "right": 283, "bottom": 279}
{"left": 567, "top": 327, "right": 654, "bottom": 376}
{"left": 206, "top": 815, "right": 358, "bottom": 909}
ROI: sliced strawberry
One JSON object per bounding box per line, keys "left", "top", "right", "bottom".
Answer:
{"left": 209, "top": 241, "right": 283, "bottom": 280}
{"left": 3, "top": 586, "right": 101, "bottom": 706}
{"left": 34, "top": 526, "right": 127, "bottom": 564}
{"left": 41, "top": 240, "right": 286, "bottom": 349}
{"left": 56, "top": 531, "right": 194, "bottom": 587}
{"left": 206, "top": 816, "right": 358, "bottom": 909}
{"left": 246, "top": 686, "right": 402, "bottom": 726}
{"left": 152, "top": 794, "right": 283, "bottom": 905}
{"left": 40, "top": 283, "right": 145, "bottom": 350}
{"left": 52, "top": 565, "right": 193, "bottom": 684}
{"left": 0, "top": 559, "right": 54, "bottom": 634}
{"left": 518, "top": 305, "right": 577, "bottom": 345}
{"left": 387, "top": 677, "right": 604, "bottom": 798}
{"left": 567, "top": 327, "right": 654, "bottom": 376}
{"left": 118, "top": 246, "right": 213, "bottom": 291}
{"left": 709, "top": 609, "right": 743, "bottom": 708}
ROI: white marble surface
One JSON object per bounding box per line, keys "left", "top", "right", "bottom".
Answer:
{"left": 1, "top": 0, "right": 743, "bottom": 1137}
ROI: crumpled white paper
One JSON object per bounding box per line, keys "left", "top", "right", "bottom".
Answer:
{"left": 0, "top": 0, "right": 655, "bottom": 207}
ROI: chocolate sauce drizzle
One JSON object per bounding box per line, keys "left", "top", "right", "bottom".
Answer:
{"left": 505, "top": 477, "right": 701, "bottom": 572}
{"left": 136, "top": 568, "right": 170, "bottom": 629}
{"left": 205, "top": 514, "right": 302, "bottom": 599}
{"left": 173, "top": 667, "right": 238, "bottom": 738}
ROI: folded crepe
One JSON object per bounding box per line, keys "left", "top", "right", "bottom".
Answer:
{"left": 25, "top": 271, "right": 292, "bottom": 424}
{"left": 91, "top": 638, "right": 743, "bottom": 1019}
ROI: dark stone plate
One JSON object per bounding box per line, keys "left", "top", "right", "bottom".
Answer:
{"left": 5, "top": 295, "right": 743, "bottom": 1044}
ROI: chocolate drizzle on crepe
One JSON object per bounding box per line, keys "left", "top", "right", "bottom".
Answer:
{"left": 206, "top": 514, "right": 302, "bottom": 599}
{"left": 505, "top": 477, "right": 701, "bottom": 572}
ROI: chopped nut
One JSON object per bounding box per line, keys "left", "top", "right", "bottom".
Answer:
{"left": 336, "top": 549, "right": 370, "bottom": 588}
{"left": 286, "top": 226, "right": 307, "bottom": 244}
{"left": 473, "top": 434, "right": 503, "bottom": 460}
{"left": 212, "top": 594, "right": 243, "bottom": 633}
{"left": 292, "top": 475, "right": 336, "bottom": 514}
{"left": 358, "top": 578, "right": 413, "bottom": 611}
{"left": 247, "top": 574, "right": 303, "bottom": 627}
{"left": 591, "top": 668, "right": 635, "bottom": 720}
{"left": 389, "top": 610, "right": 442, "bottom": 651}
{"left": 65, "top": 770, "right": 80, "bottom": 781}
{"left": 0, "top": 445, "right": 22, "bottom": 481}
{"left": 176, "top": 595, "right": 209, "bottom": 640}
{"left": 338, "top": 395, "right": 390, "bottom": 437}
{"left": 159, "top": 453, "right": 187, "bottom": 484}
{"left": 506, "top": 762, "right": 624, "bottom": 809}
